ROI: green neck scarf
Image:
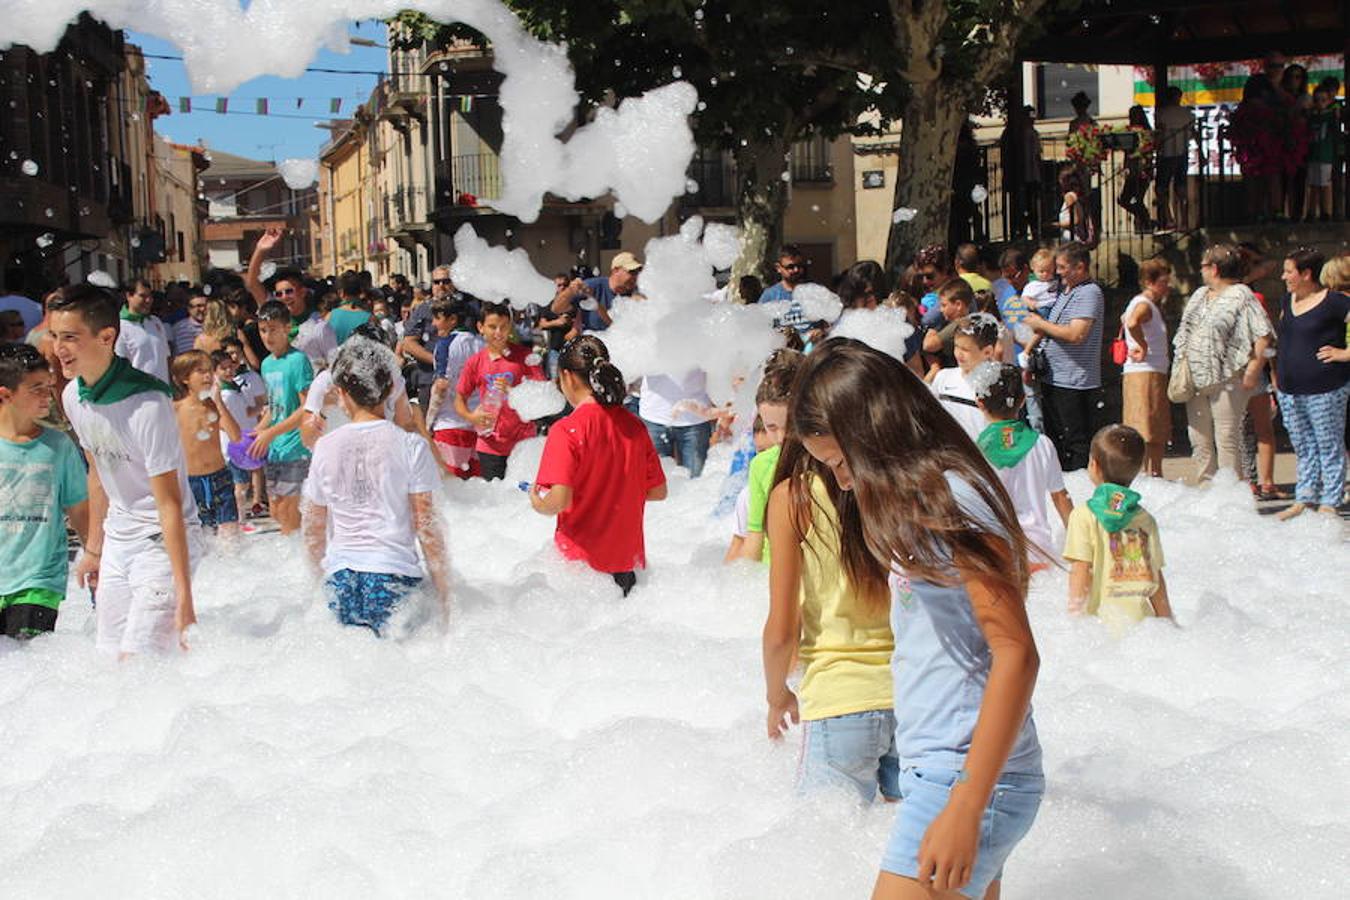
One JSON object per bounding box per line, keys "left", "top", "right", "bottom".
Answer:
{"left": 977, "top": 419, "right": 1039, "bottom": 469}
{"left": 288, "top": 313, "right": 308, "bottom": 341}
{"left": 76, "top": 355, "right": 173, "bottom": 405}
{"left": 1086, "top": 482, "right": 1142, "bottom": 533}
{"left": 120, "top": 307, "right": 148, "bottom": 324}
{"left": 219, "top": 377, "right": 241, "bottom": 393}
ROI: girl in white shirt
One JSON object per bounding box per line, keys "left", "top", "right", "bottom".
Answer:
{"left": 302, "top": 340, "right": 449, "bottom": 637}
{"left": 1120, "top": 259, "right": 1174, "bottom": 477}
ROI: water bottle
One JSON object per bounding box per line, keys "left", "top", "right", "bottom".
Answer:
{"left": 477, "top": 379, "right": 505, "bottom": 436}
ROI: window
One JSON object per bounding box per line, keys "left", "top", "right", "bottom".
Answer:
{"left": 790, "top": 134, "right": 832, "bottom": 183}
{"left": 177, "top": 231, "right": 186, "bottom": 263}
{"left": 1036, "top": 64, "right": 1098, "bottom": 120}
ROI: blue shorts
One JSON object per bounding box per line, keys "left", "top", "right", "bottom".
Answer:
{"left": 324, "top": 569, "right": 423, "bottom": 637}
{"left": 188, "top": 467, "right": 239, "bottom": 528}
{"left": 797, "top": 709, "right": 900, "bottom": 803}
{"left": 227, "top": 461, "right": 253, "bottom": 485}
{"left": 880, "top": 767, "right": 1043, "bottom": 898}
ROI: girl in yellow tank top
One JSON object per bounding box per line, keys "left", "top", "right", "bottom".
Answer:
{"left": 762, "top": 471, "right": 898, "bottom": 803}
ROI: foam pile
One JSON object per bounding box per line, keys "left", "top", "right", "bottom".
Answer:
{"left": 0, "top": 466, "right": 1345, "bottom": 897}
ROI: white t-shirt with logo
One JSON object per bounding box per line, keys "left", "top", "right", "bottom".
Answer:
{"left": 63, "top": 381, "right": 200, "bottom": 542}
{"left": 929, "top": 367, "right": 986, "bottom": 443}
{"left": 115, "top": 317, "right": 171, "bottom": 383}
{"left": 302, "top": 419, "right": 438, "bottom": 579}
{"left": 991, "top": 433, "right": 1065, "bottom": 563}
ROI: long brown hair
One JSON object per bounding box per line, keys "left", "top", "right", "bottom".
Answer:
{"left": 776, "top": 338, "right": 1029, "bottom": 607}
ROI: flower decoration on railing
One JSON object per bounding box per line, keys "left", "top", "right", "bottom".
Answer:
{"left": 457, "top": 192, "right": 478, "bottom": 207}
{"left": 1066, "top": 123, "right": 1109, "bottom": 173}
{"left": 1225, "top": 97, "right": 1310, "bottom": 176}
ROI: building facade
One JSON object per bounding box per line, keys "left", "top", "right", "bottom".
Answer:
{"left": 202, "top": 150, "right": 314, "bottom": 274}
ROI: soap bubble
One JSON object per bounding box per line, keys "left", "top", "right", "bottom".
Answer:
{"left": 892, "top": 207, "right": 917, "bottom": 224}
{"left": 130, "top": 236, "right": 141, "bottom": 248}
{"left": 43, "top": 208, "right": 53, "bottom": 217}
{"left": 35, "top": 233, "right": 53, "bottom": 248}
{"left": 87, "top": 270, "right": 117, "bottom": 288}
{"left": 579, "top": 298, "right": 599, "bottom": 312}
{"left": 259, "top": 261, "right": 277, "bottom": 282}
{"left": 685, "top": 178, "right": 699, "bottom": 194}
{"left": 20, "top": 159, "right": 38, "bottom": 176}
{"left": 671, "top": 66, "right": 682, "bottom": 78}
{"left": 970, "top": 184, "right": 989, "bottom": 204}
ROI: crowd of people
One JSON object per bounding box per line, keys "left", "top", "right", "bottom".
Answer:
{"left": 1, "top": 214, "right": 1347, "bottom": 897}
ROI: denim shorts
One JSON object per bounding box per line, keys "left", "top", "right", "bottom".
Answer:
{"left": 797, "top": 709, "right": 900, "bottom": 803}
{"left": 265, "top": 458, "right": 310, "bottom": 497}
{"left": 227, "top": 461, "right": 253, "bottom": 485}
{"left": 880, "top": 766, "right": 1044, "bottom": 898}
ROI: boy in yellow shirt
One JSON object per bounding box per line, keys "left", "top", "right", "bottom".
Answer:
{"left": 1064, "top": 424, "right": 1173, "bottom": 629}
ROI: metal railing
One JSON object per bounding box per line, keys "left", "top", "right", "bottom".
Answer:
{"left": 450, "top": 153, "right": 501, "bottom": 201}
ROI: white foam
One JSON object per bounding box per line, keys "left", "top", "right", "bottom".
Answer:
{"left": 448, "top": 224, "right": 556, "bottom": 310}
{"left": 277, "top": 158, "right": 318, "bottom": 190}
{"left": 509, "top": 379, "right": 566, "bottom": 421}
{"left": 830, "top": 307, "right": 915, "bottom": 362}
{"left": 2, "top": 457, "right": 1345, "bottom": 898}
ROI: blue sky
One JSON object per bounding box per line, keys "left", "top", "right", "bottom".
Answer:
{"left": 129, "top": 20, "right": 390, "bottom": 164}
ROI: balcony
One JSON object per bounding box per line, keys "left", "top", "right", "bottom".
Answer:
{"left": 375, "top": 72, "right": 425, "bottom": 125}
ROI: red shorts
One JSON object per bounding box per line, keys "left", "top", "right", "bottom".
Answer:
{"left": 433, "top": 428, "right": 480, "bottom": 479}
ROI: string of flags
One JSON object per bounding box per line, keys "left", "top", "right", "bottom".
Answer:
{"left": 168, "top": 94, "right": 491, "bottom": 116}
{"left": 176, "top": 97, "right": 348, "bottom": 115}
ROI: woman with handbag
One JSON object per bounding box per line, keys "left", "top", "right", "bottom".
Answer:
{"left": 1120, "top": 259, "right": 1174, "bottom": 477}
{"left": 1171, "top": 243, "right": 1274, "bottom": 484}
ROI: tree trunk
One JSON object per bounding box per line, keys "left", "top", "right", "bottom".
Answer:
{"left": 731, "top": 135, "right": 793, "bottom": 289}
{"left": 884, "top": 81, "right": 970, "bottom": 274}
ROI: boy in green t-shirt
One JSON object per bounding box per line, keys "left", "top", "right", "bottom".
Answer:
{"left": 0, "top": 343, "right": 90, "bottom": 638}
{"left": 1063, "top": 424, "right": 1173, "bottom": 632}
{"left": 732, "top": 349, "right": 805, "bottom": 563}
{"left": 249, "top": 301, "right": 314, "bottom": 534}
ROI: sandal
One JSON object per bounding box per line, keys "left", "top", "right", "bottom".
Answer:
{"left": 1254, "top": 484, "right": 1290, "bottom": 501}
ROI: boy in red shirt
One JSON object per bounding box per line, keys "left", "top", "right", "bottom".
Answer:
{"left": 530, "top": 336, "right": 667, "bottom": 595}
{"left": 454, "top": 301, "right": 546, "bottom": 480}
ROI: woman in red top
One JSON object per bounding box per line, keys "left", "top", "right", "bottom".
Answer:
{"left": 530, "top": 336, "right": 667, "bottom": 595}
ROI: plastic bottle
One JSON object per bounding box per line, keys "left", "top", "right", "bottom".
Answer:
{"left": 477, "top": 379, "right": 505, "bottom": 436}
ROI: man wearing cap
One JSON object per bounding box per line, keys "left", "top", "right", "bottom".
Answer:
{"left": 551, "top": 252, "right": 642, "bottom": 334}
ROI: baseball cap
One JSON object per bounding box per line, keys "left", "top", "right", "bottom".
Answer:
{"left": 610, "top": 251, "right": 643, "bottom": 272}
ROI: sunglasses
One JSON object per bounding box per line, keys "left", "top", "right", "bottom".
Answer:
{"left": 433, "top": 278, "right": 453, "bottom": 285}
{"left": 276, "top": 288, "right": 298, "bottom": 297}
{"left": 780, "top": 263, "right": 805, "bottom": 272}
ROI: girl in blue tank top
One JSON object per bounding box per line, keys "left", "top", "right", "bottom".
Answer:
{"left": 787, "top": 338, "right": 1043, "bottom": 900}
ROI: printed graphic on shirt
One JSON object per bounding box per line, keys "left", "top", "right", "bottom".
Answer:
{"left": 77, "top": 415, "right": 133, "bottom": 468}
{"left": 890, "top": 570, "right": 916, "bottom": 611}
{"left": 0, "top": 459, "right": 54, "bottom": 529}
{"left": 1107, "top": 528, "right": 1154, "bottom": 584}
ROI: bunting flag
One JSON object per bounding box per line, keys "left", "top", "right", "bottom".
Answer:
{"left": 179, "top": 97, "right": 191, "bottom": 113}
{"left": 330, "top": 98, "right": 342, "bottom": 114}
{"left": 215, "top": 97, "right": 228, "bottom": 114}
{"left": 296, "top": 98, "right": 304, "bottom": 110}
{"left": 459, "top": 95, "right": 473, "bottom": 113}
{"left": 256, "top": 98, "right": 269, "bottom": 115}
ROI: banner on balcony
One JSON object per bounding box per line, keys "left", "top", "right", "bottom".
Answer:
{"left": 1133, "top": 54, "right": 1344, "bottom": 106}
